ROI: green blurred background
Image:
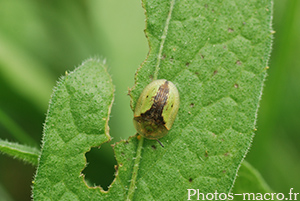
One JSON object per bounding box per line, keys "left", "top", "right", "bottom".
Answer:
{"left": 0, "top": 0, "right": 298, "bottom": 200}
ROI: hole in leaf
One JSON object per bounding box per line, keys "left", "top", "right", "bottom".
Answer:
{"left": 190, "top": 103, "right": 195, "bottom": 108}
{"left": 185, "top": 62, "right": 190, "bottom": 67}
{"left": 234, "top": 83, "right": 239, "bottom": 88}
{"left": 82, "top": 143, "right": 117, "bottom": 191}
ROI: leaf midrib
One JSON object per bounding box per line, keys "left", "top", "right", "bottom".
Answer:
{"left": 153, "top": 0, "right": 176, "bottom": 80}
{"left": 126, "top": 0, "right": 176, "bottom": 200}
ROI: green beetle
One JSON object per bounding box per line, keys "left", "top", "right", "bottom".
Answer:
{"left": 133, "top": 79, "right": 180, "bottom": 147}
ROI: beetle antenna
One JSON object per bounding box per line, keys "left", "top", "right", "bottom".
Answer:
{"left": 156, "top": 139, "right": 164, "bottom": 148}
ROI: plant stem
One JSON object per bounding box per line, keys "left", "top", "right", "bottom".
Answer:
{"left": 0, "top": 139, "right": 40, "bottom": 166}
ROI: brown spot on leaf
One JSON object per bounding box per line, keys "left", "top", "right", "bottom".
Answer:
{"left": 236, "top": 60, "right": 242, "bottom": 65}
{"left": 127, "top": 87, "right": 132, "bottom": 96}
{"left": 228, "top": 28, "right": 234, "bottom": 32}
{"left": 213, "top": 70, "right": 218, "bottom": 75}
{"left": 189, "top": 178, "right": 193, "bottom": 183}
{"left": 190, "top": 103, "right": 195, "bottom": 108}
{"left": 151, "top": 145, "right": 157, "bottom": 150}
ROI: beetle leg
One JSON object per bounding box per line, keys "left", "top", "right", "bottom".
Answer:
{"left": 156, "top": 139, "right": 165, "bottom": 148}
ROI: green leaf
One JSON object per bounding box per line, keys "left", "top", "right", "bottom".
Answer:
{"left": 232, "top": 161, "right": 281, "bottom": 201}
{"left": 127, "top": 0, "right": 273, "bottom": 200}
{"left": 0, "top": 139, "right": 40, "bottom": 166}
{"left": 33, "top": 0, "right": 273, "bottom": 200}
{"left": 233, "top": 161, "right": 274, "bottom": 196}
{"left": 32, "top": 58, "right": 117, "bottom": 200}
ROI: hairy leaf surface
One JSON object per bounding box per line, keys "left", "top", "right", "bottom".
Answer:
{"left": 33, "top": 0, "right": 273, "bottom": 200}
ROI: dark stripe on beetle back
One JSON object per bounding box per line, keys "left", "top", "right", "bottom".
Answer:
{"left": 140, "top": 81, "right": 169, "bottom": 125}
